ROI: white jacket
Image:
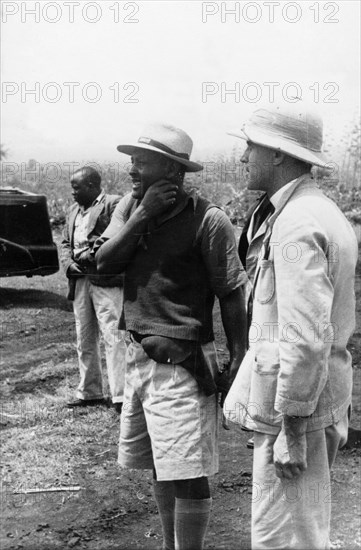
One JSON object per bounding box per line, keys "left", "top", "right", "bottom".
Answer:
{"left": 225, "top": 175, "right": 358, "bottom": 433}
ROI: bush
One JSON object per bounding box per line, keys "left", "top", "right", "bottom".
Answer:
{"left": 1, "top": 158, "right": 360, "bottom": 228}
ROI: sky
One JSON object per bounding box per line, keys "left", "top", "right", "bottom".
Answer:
{"left": 1, "top": 0, "right": 360, "bottom": 164}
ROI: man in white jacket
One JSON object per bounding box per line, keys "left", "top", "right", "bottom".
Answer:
{"left": 225, "top": 105, "right": 358, "bottom": 549}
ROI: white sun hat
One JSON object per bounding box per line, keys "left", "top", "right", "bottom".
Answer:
{"left": 117, "top": 123, "right": 203, "bottom": 172}
{"left": 227, "top": 105, "right": 329, "bottom": 168}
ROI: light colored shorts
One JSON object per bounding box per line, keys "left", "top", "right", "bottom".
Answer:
{"left": 118, "top": 340, "right": 219, "bottom": 481}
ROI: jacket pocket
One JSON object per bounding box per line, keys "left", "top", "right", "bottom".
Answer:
{"left": 255, "top": 259, "right": 275, "bottom": 304}
{"left": 248, "top": 358, "right": 281, "bottom": 425}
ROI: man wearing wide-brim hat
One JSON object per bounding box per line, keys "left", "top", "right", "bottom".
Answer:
{"left": 224, "top": 105, "right": 358, "bottom": 549}
{"left": 94, "top": 123, "right": 248, "bottom": 550}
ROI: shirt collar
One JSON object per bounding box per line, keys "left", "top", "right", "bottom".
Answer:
{"left": 269, "top": 179, "right": 297, "bottom": 210}
{"left": 79, "top": 190, "right": 104, "bottom": 213}
{"left": 93, "top": 190, "right": 104, "bottom": 205}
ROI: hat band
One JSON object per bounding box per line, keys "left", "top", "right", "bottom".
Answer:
{"left": 138, "top": 137, "right": 190, "bottom": 160}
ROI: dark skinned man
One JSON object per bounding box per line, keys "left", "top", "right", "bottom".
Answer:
{"left": 94, "top": 123, "right": 248, "bottom": 550}
{"left": 60, "top": 167, "right": 125, "bottom": 412}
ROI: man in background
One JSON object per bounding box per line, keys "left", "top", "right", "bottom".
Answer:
{"left": 60, "top": 166, "right": 125, "bottom": 413}
{"left": 225, "top": 105, "right": 358, "bottom": 549}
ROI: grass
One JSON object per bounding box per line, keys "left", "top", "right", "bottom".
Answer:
{"left": 1, "top": 396, "right": 119, "bottom": 494}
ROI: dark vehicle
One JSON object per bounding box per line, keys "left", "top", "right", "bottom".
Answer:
{"left": 0, "top": 187, "right": 59, "bottom": 277}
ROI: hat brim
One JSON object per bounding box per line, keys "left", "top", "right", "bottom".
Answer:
{"left": 227, "top": 126, "right": 329, "bottom": 168}
{"left": 117, "top": 143, "right": 203, "bottom": 172}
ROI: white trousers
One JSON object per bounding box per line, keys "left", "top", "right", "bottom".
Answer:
{"left": 73, "top": 277, "right": 126, "bottom": 403}
{"left": 251, "top": 415, "right": 348, "bottom": 549}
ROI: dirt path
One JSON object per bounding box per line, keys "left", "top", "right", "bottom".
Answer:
{"left": 1, "top": 237, "right": 360, "bottom": 550}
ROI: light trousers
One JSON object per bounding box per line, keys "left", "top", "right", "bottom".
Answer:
{"left": 118, "top": 341, "right": 219, "bottom": 480}
{"left": 73, "top": 277, "right": 126, "bottom": 403}
{"left": 251, "top": 415, "right": 348, "bottom": 549}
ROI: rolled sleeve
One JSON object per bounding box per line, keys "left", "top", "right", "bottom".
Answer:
{"left": 200, "top": 207, "right": 248, "bottom": 299}
{"left": 92, "top": 193, "right": 134, "bottom": 256}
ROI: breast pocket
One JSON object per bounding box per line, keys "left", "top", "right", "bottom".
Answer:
{"left": 255, "top": 259, "right": 275, "bottom": 304}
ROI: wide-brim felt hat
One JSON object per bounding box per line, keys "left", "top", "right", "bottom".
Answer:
{"left": 227, "top": 106, "right": 329, "bottom": 168}
{"left": 117, "top": 123, "right": 203, "bottom": 172}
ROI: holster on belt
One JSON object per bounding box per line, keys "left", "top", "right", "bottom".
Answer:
{"left": 139, "top": 335, "right": 217, "bottom": 396}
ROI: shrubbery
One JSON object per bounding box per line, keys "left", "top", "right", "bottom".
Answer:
{"left": 1, "top": 158, "right": 360, "bottom": 228}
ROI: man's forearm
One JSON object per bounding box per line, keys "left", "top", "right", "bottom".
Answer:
{"left": 96, "top": 180, "right": 180, "bottom": 274}
{"left": 95, "top": 205, "right": 149, "bottom": 274}
{"left": 60, "top": 230, "right": 73, "bottom": 274}
{"left": 273, "top": 415, "right": 309, "bottom": 479}
{"left": 219, "top": 286, "right": 247, "bottom": 376}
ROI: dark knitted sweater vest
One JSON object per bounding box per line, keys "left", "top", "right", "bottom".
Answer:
{"left": 124, "top": 197, "right": 218, "bottom": 343}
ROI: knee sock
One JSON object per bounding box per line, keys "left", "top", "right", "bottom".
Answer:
{"left": 174, "top": 497, "right": 212, "bottom": 550}
{"left": 153, "top": 480, "right": 176, "bottom": 550}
